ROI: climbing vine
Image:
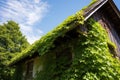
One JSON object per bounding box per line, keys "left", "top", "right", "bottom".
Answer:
{"left": 9, "top": 0, "right": 120, "bottom": 80}
{"left": 34, "top": 18, "right": 120, "bottom": 80}
{"left": 64, "top": 18, "right": 120, "bottom": 80}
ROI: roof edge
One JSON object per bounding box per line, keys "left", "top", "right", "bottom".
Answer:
{"left": 108, "top": 0, "right": 120, "bottom": 18}
{"left": 84, "top": 0, "right": 108, "bottom": 21}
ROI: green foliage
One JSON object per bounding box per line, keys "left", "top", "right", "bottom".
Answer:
{"left": 0, "top": 21, "right": 29, "bottom": 53}
{"left": 12, "top": 63, "right": 23, "bottom": 80}
{"left": 7, "top": 0, "right": 98, "bottom": 67}
{"left": 34, "top": 53, "right": 56, "bottom": 80}
{"left": 33, "top": 18, "right": 120, "bottom": 80}
{"left": 8, "top": 10, "right": 84, "bottom": 66}
{"left": 8, "top": 0, "right": 120, "bottom": 80}
{"left": 0, "top": 52, "right": 15, "bottom": 80}
{"left": 89, "top": 0, "right": 98, "bottom": 6}
{"left": 80, "top": 0, "right": 98, "bottom": 12}
{"left": 64, "top": 18, "right": 120, "bottom": 80}
{"left": 0, "top": 21, "right": 29, "bottom": 80}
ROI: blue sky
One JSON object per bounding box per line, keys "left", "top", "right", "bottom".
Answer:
{"left": 0, "top": 0, "right": 120, "bottom": 44}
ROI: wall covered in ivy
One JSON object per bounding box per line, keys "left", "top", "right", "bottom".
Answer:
{"left": 32, "top": 18, "right": 120, "bottom": 80}
{"left": 11, "top": 0, "right": 120, "bottom": 79}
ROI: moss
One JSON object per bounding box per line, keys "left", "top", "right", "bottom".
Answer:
{"left": 82, "top": 0, "right": 98, "bottom": 10}
{"left": 89, "top": 0, "right": 98, "bottom": 6}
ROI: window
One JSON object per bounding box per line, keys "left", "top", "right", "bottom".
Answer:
{"left": 25, "top": 60, "right": 34, "bottom": 80}
{"left": 55, "top": 48, "right": 72, "bottom": 76}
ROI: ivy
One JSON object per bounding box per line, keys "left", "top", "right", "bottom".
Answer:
{"left": 33, "top": 18, "right": 120, "bottom": 80}
{"left": 64, "top": 18, "right": 120, "bottom": 80}
{"left": 8, "top": 8, "right": 84, "bottom": 66}
{"left": 8, "top": 0, "right": 120, "bottom": 80}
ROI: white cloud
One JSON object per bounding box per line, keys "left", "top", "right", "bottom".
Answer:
{"left": 0, "top": 0, "right": 49, "bottom": 44}
{"left": 26, "top": 32, "right": 43, "bottom": 44}
{"left": 20, "top": 24, "right": 33, "bottom": 33}
{"left": 34, "top": 0, "right": 40, "bottom": 3}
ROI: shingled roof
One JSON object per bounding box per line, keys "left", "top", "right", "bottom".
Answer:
{"left": 8, "top": 0, "right": 120, "bottom": 66}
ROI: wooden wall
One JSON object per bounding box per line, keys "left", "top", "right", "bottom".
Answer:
{"left": 91, "top": 10, "right": 120, "bottom": 58}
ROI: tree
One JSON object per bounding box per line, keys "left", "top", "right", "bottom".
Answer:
{"left": 0, "top": 21, "right": 29, "bottom": 80}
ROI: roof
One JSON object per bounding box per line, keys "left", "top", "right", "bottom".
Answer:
{"left": 8, "top": 0, "right": 120, "bottom": 66}
{"left": 8, "top": 11, "right": 84, "bottom": 66}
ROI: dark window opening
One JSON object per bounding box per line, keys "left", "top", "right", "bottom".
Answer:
{"left": 55, "top": 47, "right": 72, "bottom": 76}
{"left": 25, "top": 60, "right": 33, "bottom": 80}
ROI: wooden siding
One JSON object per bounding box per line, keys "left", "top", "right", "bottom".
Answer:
{"left": 92, "top": 10, "right": 120, "bottom": 57}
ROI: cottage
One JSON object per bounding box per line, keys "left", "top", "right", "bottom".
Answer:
{"left": 9, "top": 0, "right": 120, "bottom": 80}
